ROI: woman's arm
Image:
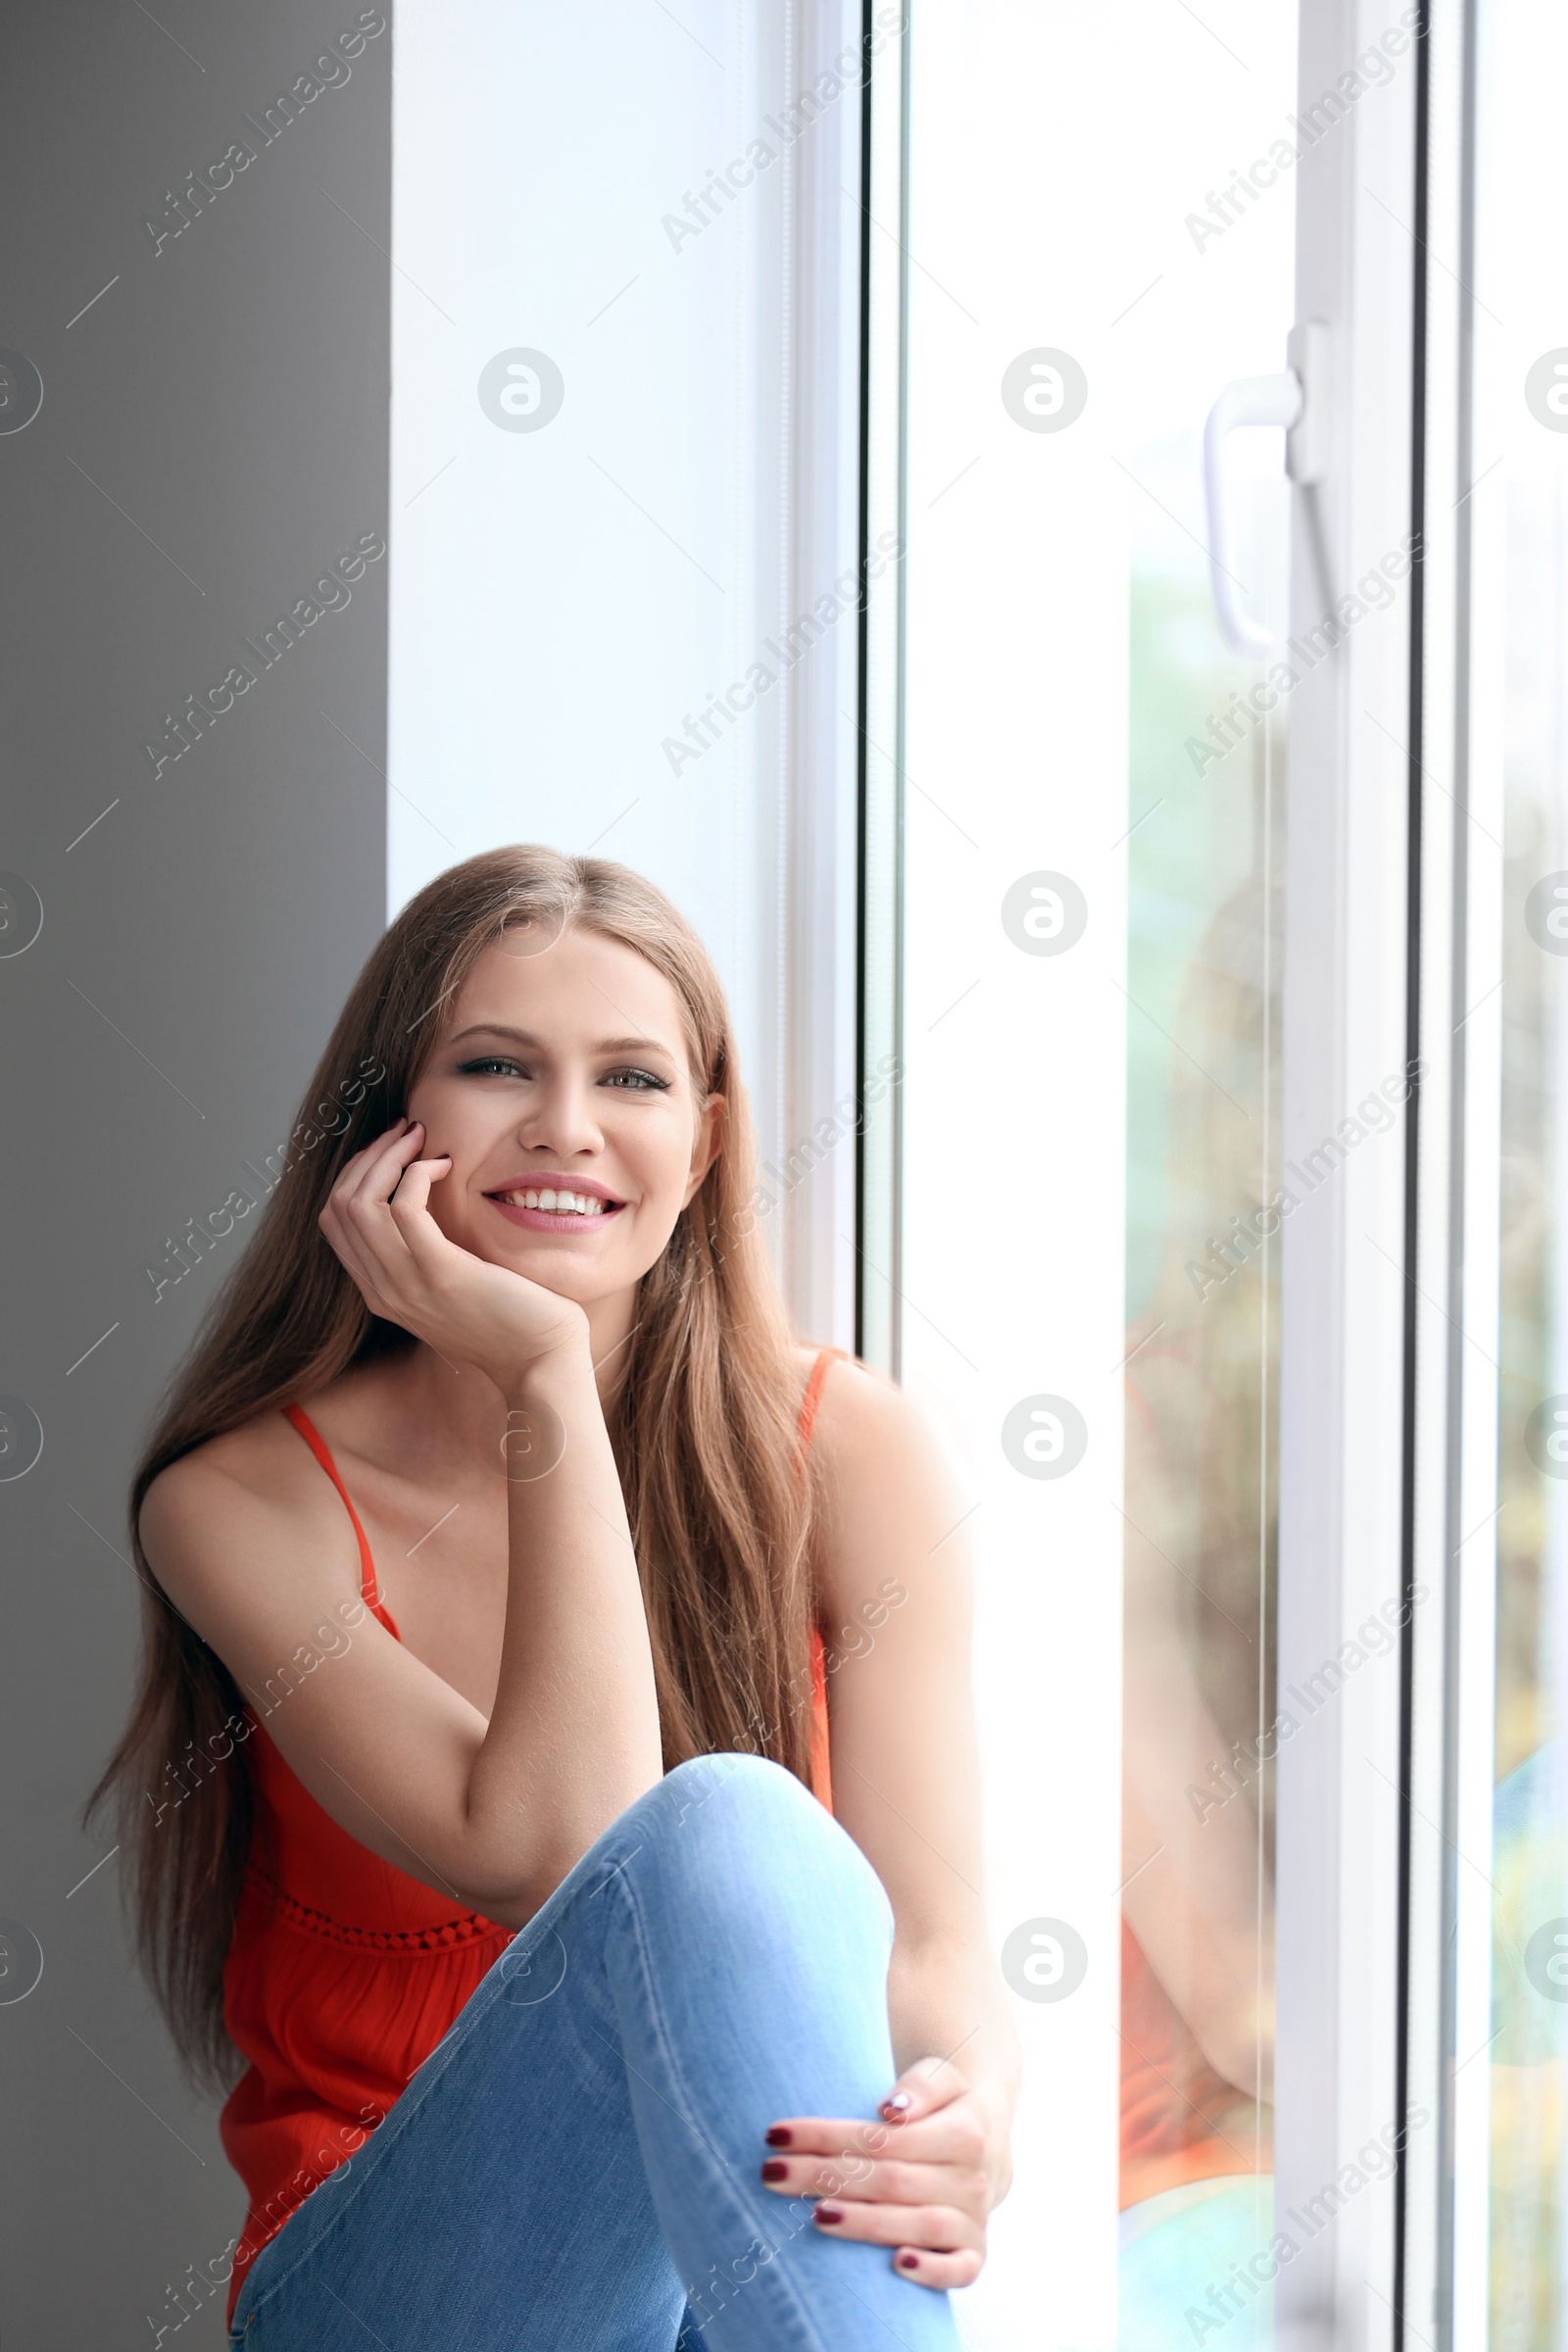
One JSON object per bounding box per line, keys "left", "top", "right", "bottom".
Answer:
{"left": 1121, "top": 1622, "right": 1276, "bottom": 2097}
{"left": 141, "top": 1121, "right": 664, "bottom": 1927}
{"left": 760, "top": 1358, "right": 1019, "bottom": 2289}
{"left": 1121, "top": 1352, "right": 1275, "bottom": 2094}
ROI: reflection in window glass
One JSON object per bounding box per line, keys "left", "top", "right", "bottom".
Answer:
{"left": 1115, "top": 54, "right": 1294, "bottom": 2342}
{"left": 1483, "top": 5, "right": 1568, "bottom": 2334}
{"left": 1120, "top": 527, "right": 1285, "bottom": 2352}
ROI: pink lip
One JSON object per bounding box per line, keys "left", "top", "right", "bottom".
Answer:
{"left": 483, "top": 1173, "right": 626, "bottom": 1235}
{"left": 484, "top": 1172, "right": 622, "bottom": 1203}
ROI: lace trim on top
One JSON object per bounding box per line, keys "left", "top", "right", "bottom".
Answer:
{"left": 242, "top": 1864, "right": 511, "bottom": 1955}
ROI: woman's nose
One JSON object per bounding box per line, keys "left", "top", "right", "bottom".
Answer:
{"left": 514, "top": 1071, "right": 603, "bottom": 1155}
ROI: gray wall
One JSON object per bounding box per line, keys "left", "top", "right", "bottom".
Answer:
{"left": 1, "top": 6, "right": 390, "bottom": 2339}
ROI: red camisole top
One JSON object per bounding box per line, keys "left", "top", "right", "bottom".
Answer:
{"left": 220, "top": 1348, "right": 847, "bottom": 2325}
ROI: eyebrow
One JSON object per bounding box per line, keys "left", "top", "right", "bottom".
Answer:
{"left": 447, "top": 1023, "right": 677, "bottom": 1059}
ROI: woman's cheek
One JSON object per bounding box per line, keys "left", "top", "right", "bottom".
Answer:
{"left": 414, "top": 1144, "right": 473, "bottom": 1242}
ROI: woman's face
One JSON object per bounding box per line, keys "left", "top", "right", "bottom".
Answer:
{"left": 404, "top": 928, "right": 723, "bottom": 1307}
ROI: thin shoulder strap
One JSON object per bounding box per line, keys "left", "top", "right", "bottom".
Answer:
{"left": 280, "top": 1403, "right": 393, "bottom": 1625}
{"left": 796, "top": 1346, "right": 849, "bottom": 1461}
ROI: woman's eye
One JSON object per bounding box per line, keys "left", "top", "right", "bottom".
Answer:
{"left": 453, "top": 1056, "right": 668, "bottom": 1090}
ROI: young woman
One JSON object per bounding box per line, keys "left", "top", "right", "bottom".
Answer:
{"left": 94, "top": 848, "right": 1017, "bottom": 2349}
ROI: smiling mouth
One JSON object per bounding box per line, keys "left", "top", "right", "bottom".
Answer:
{"left": 485, "top": 1186, "right": 623, "bottom": 1224}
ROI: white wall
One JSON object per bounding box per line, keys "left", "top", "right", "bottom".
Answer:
{"left": 389, "top": 0, "right": 862, "bottom": 1341}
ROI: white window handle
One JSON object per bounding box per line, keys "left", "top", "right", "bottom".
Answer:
{"left": 1201, "top": 321, "right": 1328, "bottom": 658}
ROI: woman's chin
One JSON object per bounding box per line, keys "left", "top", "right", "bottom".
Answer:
{"left": 469, "top": 1232, "right": 614, "bottom": 1302}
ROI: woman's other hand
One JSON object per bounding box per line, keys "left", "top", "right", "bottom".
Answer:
{"left": 760, "top": 2056, "right": 1002, "bottom": 2290}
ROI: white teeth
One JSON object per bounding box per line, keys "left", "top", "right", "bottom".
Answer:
{"left": 499, "top": 1187, "right": 609, "bottom": 1216}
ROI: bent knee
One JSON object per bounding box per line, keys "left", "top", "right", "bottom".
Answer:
{"left": 633, "top": 1752, "right": 893, "bottom": 1937}
{"left": 650, "top": 1750, "right": 806, "bottom": 1833}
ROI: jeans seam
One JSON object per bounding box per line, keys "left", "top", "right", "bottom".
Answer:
{"left": 614, "top": 1867, "right": 827, "bottom": 2352}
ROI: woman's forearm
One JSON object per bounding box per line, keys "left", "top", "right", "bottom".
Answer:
{"left": 888, "top": 1940, "right": 1020, "bottom": 2190}
{"left": 463, "top": 1337, "right": 663, "bottom": 1915}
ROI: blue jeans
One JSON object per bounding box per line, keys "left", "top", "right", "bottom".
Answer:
{"left": 227, "top": 1752, "right": 962, "bottom": 2349}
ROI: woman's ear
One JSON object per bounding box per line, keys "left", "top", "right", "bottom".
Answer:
{"left": 682, "top": 1094, "right": 726, "bottom": 1206}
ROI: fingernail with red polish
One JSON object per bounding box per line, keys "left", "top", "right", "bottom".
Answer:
{"left": 814, "top": 2205, "right": 845, "bottom": 2227}
{"left": 760, "top": 2160, "right": 789, "bottom": 2182}
{"left": 898, "top": 2252, "right": 920, "bottom": 2271}
{"left": 880, "top": 2093, "right": 912, "bottom": 2122}
{"left": 764, "top": 2127, "right": 792, "bottom": 2148}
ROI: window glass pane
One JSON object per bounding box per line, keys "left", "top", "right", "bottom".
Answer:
{"left": 1479, "top": 3, "right": 1568, "bottom": 2338}
{"left": 1117, "top": 91, "right": 1292, "bottom": 2352}
{"left": 896, "top": 4, "right": 1297, "bottom": 2339}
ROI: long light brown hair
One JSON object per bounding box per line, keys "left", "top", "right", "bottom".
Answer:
{"left": 88, "top": 848, "right": 822, "bottom": 2090}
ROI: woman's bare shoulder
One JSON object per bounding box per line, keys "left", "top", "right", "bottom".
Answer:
{"left": 138, "top": 1405, "right": 353, "bottom": 1601}
{"left": 144, "top": 1409, "right": 302, "bottom": 1514}
{"left": 795, "top": 1344, "right": 920, "bottom": 1462}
